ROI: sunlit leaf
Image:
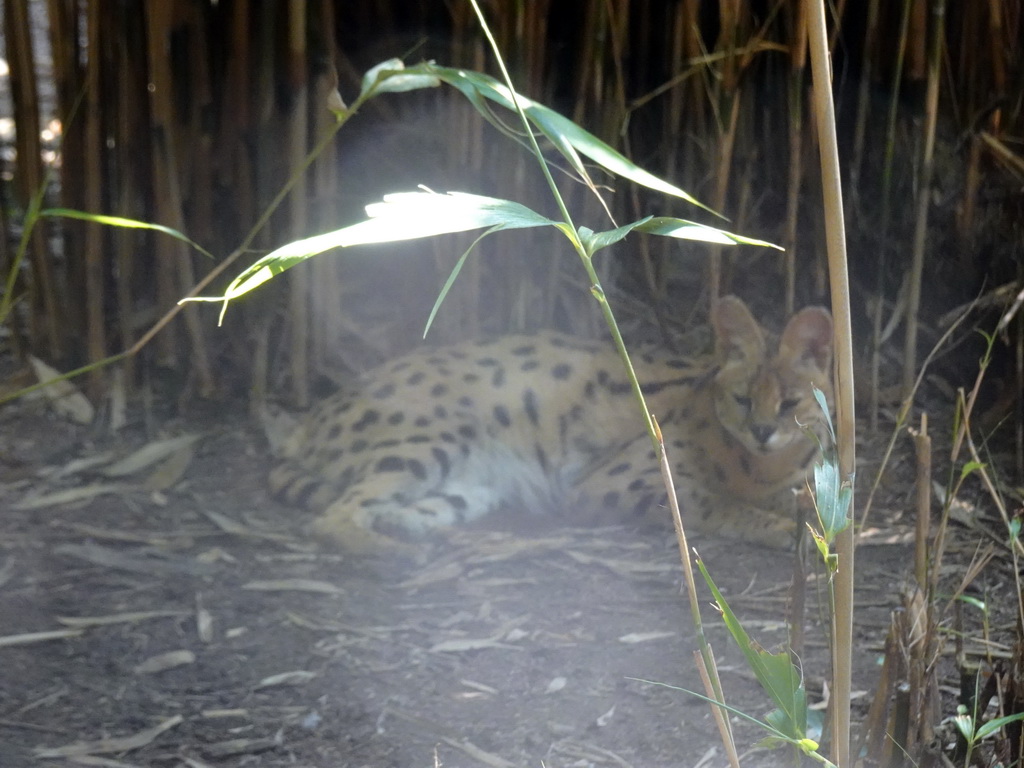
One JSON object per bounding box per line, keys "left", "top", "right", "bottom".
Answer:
{"left": 185, "top": 191, "right": 556, "bottom": 316}
{"left": 956, "top": 594, "right": 986, "bottom": 612}
{"left": 397, "top": 63, "right": 720, "bottom": 214}
{"left": 632, "top": 217, "right": 779, "bottom": 247}
{"left": 361, "top": 58, "right": 441, "bottom": 96}
{"left": 40, "top": 208, "right": 212, "bottom": 259}
{"left": 581, "top": 216, "right": 779, "bottom": 257}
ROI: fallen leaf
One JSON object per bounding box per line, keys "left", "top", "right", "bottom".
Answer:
{"left": 255, "top": 670, "right": 318, "bottom": 689}
{"left": 57, "top": 611, "right": 189, "bottom": 628}
{"left": 241, "top": 579, "right": 344, "bottom": 595}
{"left": 0, "top": 629, "right": 83, "bottom": 647}
{"left": 618, "top": 631, "right": 676, "bottom": 644}
{"left": 196, "top": 598, "right": 214, "bottom": 643}
{"left": 30, "top": 356, "right": 94, "bottom": 424}
{"left": 67, "top": 755, "right": 144, "bottom": 767}
{"left": 429, "top": 637, "right": 520, "bottom": 653}
{"left": 134, "top": 650, "right": 196, "bottom": 674}
{"left": 201, "top": 735, "right": 282, "bottom": 759}
{"left": 54, "top": 543, "right": 214, "bottom": 576}
{"left": 545, "top": 676, "right": 567, "bottom": 693}
{"left": 141, "top": 439, "right": 197, "bottom": 491}
{"left": 101, "top": 434, "right": 201, "bottom": 477}
{"left": 33, "top": 714, "right": 183, "bottom": 757}
{"left": 201, "top": 510, "right": 290, "bottom": 542}
{"left": 14, "top": 483, "right": 126, "bottom": 510}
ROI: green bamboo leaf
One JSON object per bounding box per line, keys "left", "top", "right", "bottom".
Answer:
{"left": 814, "top": 460, "right": 852, "bottom": 541}
{"left": 813, "top": 387, "right": 837, "bottom": 446}
{"left": 953, "top": 708, "right": 974, "bottom": 741}
{"left": 697, "top": 556, "right": 808, "bottom": 740}
{"left": 632, "top": 217, "right": 780, "bottom": 247}
{"left": 402, "top": 63, "right": 720, "bottom": 215}
{"left": 959, "top": 460, "right": 985, "bottom": 482}
{"left": 629, "top": 677, "right": 832, "bottom": 765}
{"left": 40, "top": 208, "right": 213, "bottom": 259}
{"left": 423, "top": 231, "right": 491, "bottom": 338}
{"left": 186, "top": 191, "right": 556, "bottom": 314}
{"left": 956, "top": 594, "right": 986, "bottom": 612}
{"left": 975, "top": 712, "right": 1024, "bottom": 741}
{"left": 579, "top": 218, "right": 653, "bottom": 255}
{"left": 361, "top": 58, "right": 441, "bottom": 96}
{"left": 580, "top": 216, "right": 779, "bottom": 258}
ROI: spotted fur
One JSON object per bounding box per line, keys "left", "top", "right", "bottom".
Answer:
{"left": 269, "top": 296, "right": 834, "bottom": 550}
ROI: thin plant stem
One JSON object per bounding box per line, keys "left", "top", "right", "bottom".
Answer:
{"left": 467, "top": 0, "right": 660, "bottom": 447}
{"left": 467, "top": 2, "right": 736, "bottom": 754}
{"left": 806, "top": 0, "right": 856, "bottom": 764}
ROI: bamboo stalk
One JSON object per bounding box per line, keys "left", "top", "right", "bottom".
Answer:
{"left": 144, "top": 1, "right": 214, "bottom": 395}
{"left": 286, "top": 0, "right": 310, "bottom": 407}
{"left": 783, "top": 0, "right": 807, "bottom": 315}
{"left": 113, "top": 12, "right": 147, "bottom": 389}
{"left": 912, "top": 413, "right": 931, "bottom": 589}
{"left": 46, "top": 0, "right": 84, "bottom": 344}
{"left": 869, "top": 0, "right": 913, "bottom": 433}
{"left": 806, "top": 0, "right": 856, "bottom": 764}
{"left": 848, "top": 0, "right": 878, "bottom": 214}
{"left": 83, "top": 0, "right": 105, "bottom": 392}
{"left": 1017, "top": 288, "right": 1023, "bottom": 484}
{"left": 4, "top": 0, "right": 62, "bottom": 359}
{"left": 901, "top": 0, "right": 946, "bottom": 398}
{"left": 144, "top": 2, "right": 179, "bottom": 369}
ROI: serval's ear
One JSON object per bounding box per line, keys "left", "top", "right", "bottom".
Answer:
{"left": 779, "top": 306, "right": 833, "bottom": 374}
{"left": 712, "top": 295, "right": 766, "bottom": 366}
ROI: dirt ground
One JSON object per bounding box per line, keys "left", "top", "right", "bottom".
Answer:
{"left": 0, "top": 403, "right": 926, "bottom": 767}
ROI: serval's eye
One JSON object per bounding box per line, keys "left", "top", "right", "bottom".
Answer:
{"left": 733, "top": 394, "right": 752, "bottom": 411}
{"left": 779, "top": 398, "right": 800, "bottom": 415}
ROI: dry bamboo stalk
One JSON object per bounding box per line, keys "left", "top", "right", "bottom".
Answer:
{"left": 83, "top": 0, "right": 105, "bottom": 392}
{"left": 783, "top": 0, "right": 808, "bottom": 315}
{"left": 707, "top": 93, "right": 740, "bottom": 305}
{"left": 144, "top": 1, "right": 214, "bottom": 394}
{"left": 987, "top": 0, "right": 1008, "bottom": 114}
{"left": 901, "top": 0, "right": 945, "bottom": 398}
{"left": 848, "top": 0, "right": 879, "bottom": 208}
{"left": 868, "top": 0, "right": 913, "bottom": 433}
{"left": 113, "top": 18, "right": 147, "bottom": 390}
{"left": 46, "top": 0, "right": 85, "bottom": 337}
{"left": 224, "top": 0, "right": 254, "bottom": 238}
{"left": 286, "top": 0, "right": 310, "bottom": 407}
{"left": 183, "top": 2, "right": 215, "bottom": 249}
{"left": 857, "top": 625, "right": 899, "bottom": 764}
{"left": 603, "top": 0, "right": 628, "bottom": 142}
{"left": 4, "top": 0, "right": 62, "bottom": 358}
{"left": 806, "top": 0, "right": 855, "bottom": 763}
{"left": 571, "top": 0, "right": 601, "bottom": 126}
{"left": 912, "top": 413, "right": 931, "bottom": 589}
{"left": 1017, "top": 297, "right": 1023, "bottom": 484}
{"left": 144, "top": 1, "right": 180, "bottom": 369}
{"left": 309, "top": 6, "right": 340, "bottom": 373}
{"left": 907, "top": 0, "right": 928, "bottom": 81}
{"left": 693, "top": 648, "right": 741, "bottom": 768}
{"left": 707, "top": 0, "right": 744, "bottom": 304}
{"left": 674, "top": 0, "right": 704, "bottom": 194}
{"left": 0, "top": 189, "right": 15, "bottom": 358}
